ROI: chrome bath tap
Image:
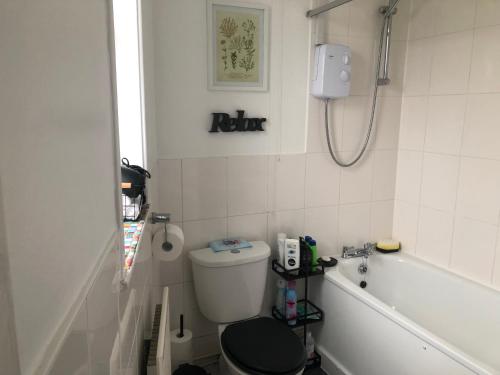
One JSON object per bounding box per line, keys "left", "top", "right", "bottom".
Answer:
{"left": 342, "top": 242, "right": 376, "bottom": 259}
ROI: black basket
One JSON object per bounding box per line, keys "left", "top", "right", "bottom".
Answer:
{"left": 121, "top": 158, "right": 150, "bottom": 221}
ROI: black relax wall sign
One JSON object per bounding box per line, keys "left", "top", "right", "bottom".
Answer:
{"left": 209, "top": 110, "right": 267, "bottom": 132}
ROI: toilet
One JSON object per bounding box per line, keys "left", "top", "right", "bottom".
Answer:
{"left": 189, "top": 241, "right": 306, "bottom": 375}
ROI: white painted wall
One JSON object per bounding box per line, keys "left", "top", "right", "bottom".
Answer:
{"left": 0, "top": 179, "right": 21, "bottom": 374}
{"left": 152, "top": 0, "right": 311, "bottom": 159}
{"left": 0, "top": 1, "right": 120, "bottom": 373}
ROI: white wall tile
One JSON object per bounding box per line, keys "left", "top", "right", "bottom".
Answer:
{"left": 392, "top": 0, "right": 411, "bottom": 41}
{"left": 268, "top": 155, "right": 305, "bottom": 211}
{"left": 182, "top": 218, "right": 227, "bottom": 282}
{"left": 156, "top": 254, "right": 183, "bottom": 287}
{"left": 456, "top": 157, "right": 500, "bottom": 225}
{"left": 397, "top": 0, "right": 500, "bottom": 289}
{"left": 451, "top": 217, "right": 498, "bottom": 284}
{"left": 493, "top": 228, "right": 500, "bottom": 288}
{"left": 371, "top": 200, "right": 394, "bottom": 240}
{"left": 424, "top": 95, "right": 466, "bottom": 155}
{"left": 305, "top": 153, "right": 340, "bottom": 208}
{"left": 304, "top": 206, "right": 339, "bottom": 256}
{"left": 404, "top": 38, "right": 433, "bottom": 95}
{"left": 183, "top": 282, "right": 217, "bottom": 338}
{"left": 372, "top": 150, "right": 398, "bottom": 201}
{"left": 166, "top": 283, "right": 183, "bottom": 331}
{"left": 267, "top": 209, "right": 305, "bottom": 251}
{"left": 462, "top": 93, "right": 500, "bottom": 160}
{"left": 348, "top": 0, "right": 385, "bottom": 38}
{"left": 475, "top": 0, "right": 500, "bottom": 28}
{"left": 349, "top": 37, "right": 376, "bottom": 96}
{"left": 182, "top": 158, "right": 227, "bottom": 221}
{"left": 429, "top": 31, "right": 473, "bottom": 95}
{"left": 307, "top": 98, "right": 344, "bottom": 153}
{"left": 373, "top": 97, "right": 402, "bottom": 150}
{"left": 183, "top": 218, "right": 227, "bottom": 251}
{"left": 339, "top": 154, "right": 374, "bottom": 204}
{"left": 393, "top": 200, "right": 420, "bottom": 254}
{"left": 317, "top": 0, "right": 350, "bottom": 39}
{"left": 399, "top": 96, "right": 428, "bottom": 151}
{"left": 416, "top": 207, "right": 454, "bottom": 268}
{"left": 395, "top": 150, "right": 423, "bottom": 204}
{"left": 469, "top": 26, "right": 500, "bottom": 93}
{"left": 434, "top": 0, "right": 475, "bottom": 35}
{"left": 227, "top": 156, "right": 268, "bottom": 216}
{"left": 338, "top": 203, "right": 371, "bottom": 248}
{"left": 408, "top": 0, "right": 437, "bottom": 40}
{"left": 420, "top": 153, "right": 459, "bottom": 212}
{"left": 193, "top": 334, "right": 220, "bottom": 359}
{"left": 342, "top": 96, "right": 371, "bottom": 151}
{"left": 158, "top": 159, "right": 182, "bottom": 222}
{"left": 228, "top": 213, "right": 268, "bottom": 241}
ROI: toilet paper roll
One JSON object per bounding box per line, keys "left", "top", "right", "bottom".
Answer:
{"left": 153, "top": 224, "right": 184, "bottom": 262}
{"left": 170, "top": 328, "right": 193, "bottom": 370}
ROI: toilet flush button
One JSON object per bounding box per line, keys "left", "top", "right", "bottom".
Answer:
{"left": 343, "top": 55, "right": 350, "bottom": 65}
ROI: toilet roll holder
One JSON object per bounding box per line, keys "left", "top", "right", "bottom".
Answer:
{"left": 150, "top": 212, "right": 173, "bottom": 251}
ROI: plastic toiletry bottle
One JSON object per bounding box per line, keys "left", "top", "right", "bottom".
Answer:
{"left": 285, "top": 280, "right": 297, "bottom": 326}
{"left": 306, "top": 331, "right": 315, "bottom": 359}
{"left": 277, "top": 233, "right": 287, "bottom": 265}
{"left": 309, "top": 239, "right": 319, "bottom": 272}
{"left": 276, "top": 279, "right": 287, "bottom": 315}
{"left": 285, "top": 239, "right": 300, "bottom": 270}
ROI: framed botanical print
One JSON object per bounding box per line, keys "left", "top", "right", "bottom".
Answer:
{"left": 207, "top": 0, "right": 269, "bottom": 91}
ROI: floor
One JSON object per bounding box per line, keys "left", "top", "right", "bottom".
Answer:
{"left": 195, "top": 355, "right": 327, "bottom": 375}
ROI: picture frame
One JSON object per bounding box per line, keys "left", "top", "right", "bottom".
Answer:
{"left": 207, "top": 0, "right": 269, "bottom": 92}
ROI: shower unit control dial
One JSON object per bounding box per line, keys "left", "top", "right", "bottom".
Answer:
{"left": 311, "top": 43, "right": 352, "bottom": 99}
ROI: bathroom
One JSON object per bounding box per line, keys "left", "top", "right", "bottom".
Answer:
{"left": 1, "top": 0, "right": 500, "bottom": 374}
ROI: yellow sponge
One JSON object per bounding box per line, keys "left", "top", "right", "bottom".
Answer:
{"left": 376, "top": 239, "right": 400, "bottom": 253}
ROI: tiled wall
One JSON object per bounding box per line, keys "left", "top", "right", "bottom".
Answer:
{"left": 49, "top": 229, "right": 153, "bottom": 375}
{"left": 153, "top": 0, "right": 410, "bottom": 359}
{"left": 393, "top": 0, "right": 500, "bottom": 288}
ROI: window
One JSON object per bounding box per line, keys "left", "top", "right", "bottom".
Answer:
{"left": 113, "top": 0, "right": 145, "bottom": 167}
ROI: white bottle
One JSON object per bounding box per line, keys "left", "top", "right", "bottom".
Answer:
{"left": 277, "top": 233, "right": 287, "bottom": 265}
{"left": 284, "top": 239, "right": 300, "bottom": 270}
{"left": 276, "top": 279, "right": 287, "bottom": 315}
{"left": 306, "top": 331, "right": 315, "bottom": 359}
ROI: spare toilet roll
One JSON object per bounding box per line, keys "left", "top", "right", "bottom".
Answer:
{"left": 153, "top": 224, "right": 184, "bottom": 262}
{"left": 170, "top": 328, "right": 193, "bottom": 370}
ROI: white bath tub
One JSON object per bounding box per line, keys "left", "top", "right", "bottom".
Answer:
{"left": 309, "top": 252, "right": 500, "bottom": 375}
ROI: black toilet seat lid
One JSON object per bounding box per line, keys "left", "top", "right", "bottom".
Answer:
{"left": 221, "top": 317, "right": 307, "bottom": 375}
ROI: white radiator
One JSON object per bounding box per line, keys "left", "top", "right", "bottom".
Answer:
{"left": 147, "top": 287, "right": 171, "bottom": 375}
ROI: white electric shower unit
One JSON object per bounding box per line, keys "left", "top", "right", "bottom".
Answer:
{"left": 311, "top": 44, "right": 351, "bottom": 99}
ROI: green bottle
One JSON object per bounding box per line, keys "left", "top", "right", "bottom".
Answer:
{"left": 305, "top": 236, "right": 319, "bottom": 272}
{"left": 309, "top": 239, "right": 319, "bottom": 272}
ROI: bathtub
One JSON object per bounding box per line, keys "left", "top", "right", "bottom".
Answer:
{"left": 309, "top": 252, "right": 500, "bottom": 375}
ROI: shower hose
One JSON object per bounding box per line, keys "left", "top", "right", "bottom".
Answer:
{"left": 324, "top": 15, "right": 389, "bottom": 167}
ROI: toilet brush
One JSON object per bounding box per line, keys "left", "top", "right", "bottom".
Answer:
{"left": 177, "top": 314, "right": 184, "bottom": 338}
